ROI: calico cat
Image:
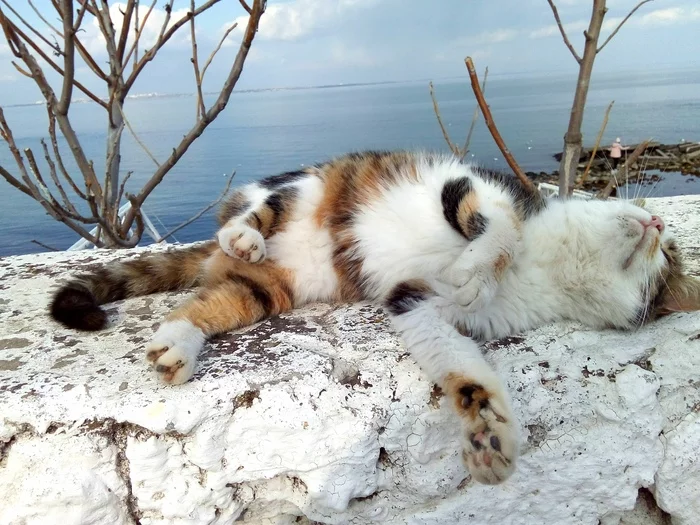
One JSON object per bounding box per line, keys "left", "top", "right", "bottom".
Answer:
{"left": 49, "top": 151, "right": 700, "bottom": 485}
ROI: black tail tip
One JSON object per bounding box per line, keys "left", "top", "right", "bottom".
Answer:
{"left": 49, "top": 283, "right": 107, "bottom": 331}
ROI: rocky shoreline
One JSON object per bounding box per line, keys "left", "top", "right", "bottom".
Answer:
{"left": 527, "top": 141, "right": 700, "bottom": 193}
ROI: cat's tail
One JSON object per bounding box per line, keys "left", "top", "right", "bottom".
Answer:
{"left": 49, "top": 241, "right": 218, "bottom": 331}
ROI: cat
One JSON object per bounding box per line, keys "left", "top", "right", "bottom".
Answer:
{"left": 49, "top": 150, "right": 700, "bottom": 485}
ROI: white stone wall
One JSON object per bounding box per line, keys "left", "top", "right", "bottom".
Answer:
{"left": 1, "top": 196, "right": 699, "bottom": 525}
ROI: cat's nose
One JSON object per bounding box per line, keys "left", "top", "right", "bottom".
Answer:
{"left": 649, "top": 215, "right": 664, "bottom": 233}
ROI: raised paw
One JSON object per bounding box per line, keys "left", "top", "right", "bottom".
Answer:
{"left": 445, "top": 374, "right": 518, "bottom": 484}
{"left": 145, "top": 320, "right": 205, "bottom": 385}
{"left": 217, "top": 224, "right": 266, "bottom": 263}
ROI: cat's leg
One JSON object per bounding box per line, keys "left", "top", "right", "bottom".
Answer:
{"left": 385, "top": 280, "right": 518, "bottom": 484}
{"left": 146, "top": 255, "right": 295, "bottom": 384}
{"left": 441, "top": 177, "right": 523, "bottom": 312}
{"left": 217, "top": 181, "right": 302, "bottom": 263}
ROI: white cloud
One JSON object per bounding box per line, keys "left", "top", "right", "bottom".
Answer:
{"left": 226, "top": 0, "right": 378, "bottom": 42}
{"left": 639, "top": 6, "right": 700, "bottom": 25}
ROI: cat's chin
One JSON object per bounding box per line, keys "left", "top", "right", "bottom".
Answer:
{"left": 623, "top": 227, "right": 661, "bottom": 270}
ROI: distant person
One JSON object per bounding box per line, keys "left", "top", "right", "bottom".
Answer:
{"left": 610, "top": 138, "right": 623, "bottom": 171}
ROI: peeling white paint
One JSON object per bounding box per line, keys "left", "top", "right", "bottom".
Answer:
{"left": 1, "top": 196, "right": 699, "bottom": 524}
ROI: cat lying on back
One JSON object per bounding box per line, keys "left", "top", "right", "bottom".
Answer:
{"left": 50, "top": 151, "right": 700, "bottom": 484}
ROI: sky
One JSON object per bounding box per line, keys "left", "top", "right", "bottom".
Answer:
{"left": 0, "top": 0, "right": 699, "bottom": 105}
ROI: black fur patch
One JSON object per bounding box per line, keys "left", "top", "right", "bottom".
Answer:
{"left": 441, "top": 177, "right": 473, "bottom": 237}
{"left": 384, "top": 280, "right": 433, "bottom": 316}
{"left": 474, "top": 167, "right": 546, "bottom": 219}
{"left": 465, "top": 212, "right": 488, "bottom": 241}
{"left": 227, "top": 273, "right": 273, "bottom": 315}
{"left": 259, "top": 170, "right": 307, "bottom": 189}
{"left": 265, "top": 185, "right": 299, "bottom": 232}
{"left": 49, "top": 283, "right": 107, "bottom": 331}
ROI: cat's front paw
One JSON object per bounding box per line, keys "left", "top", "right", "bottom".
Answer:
{"left": 217, "top": 224, "right": 266, "bottom": 263}
{"left": 445, "top": 374, "right": 518, "bottom": 484}
{"left": 145, "top": 320, "right": 205, "bottom": 385}
{"left": 448, "top": 264, "right": 499, "bottom": 312}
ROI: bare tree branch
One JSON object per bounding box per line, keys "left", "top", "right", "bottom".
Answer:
{"left": 201, "top": 22, "right": 238, "bottom": 80}
{"left": 0, "top": 0, "right": 62, "bottom": 56}
{"left": 465, "top": 57, "right": 534, "bottom": 190}
{"left": 41, "top": 138, "right": 78, "bottom": 215}
{"left": 125, "top": 0, "right": 221, "bottom": 92}
{"left": 0, "top": 14, "right": 107, "bottom": 107}
{"left": 462, "top": 66, "right": 488, "bottom": 159}
{"left": 157, "top": 171, "right": 236, "bottom": 242}
{"left": 190, "top": 0, "right": 206, "bottom": 120}
{"left": 429, "top": 81, "right": 460, "bottom": 157}
{"left": 580, "top": 100, "right": 614, "bottom": 185}
{"left": 121, "top": 0, "right": 267, "bottom": 236}
{"left": 597, "top": 139, "right": 651, "bottom": 199}
{"left": 31, "top": 239, "right": 60, "bottom": 252}
{"left": 28, "top": 0, "right": 62, "bottom": 36}
{"left": 239, "top": 0, "right": 253, "bottom": 15}
{"left": 597, "top": 0, "right": 653, "bottom": 53}
{"left": 46, "top": 108, "right": 87, "bottom": 200}
{"left": 121, "top": 0, "right": 157, "bottom": 77}
{"left": 546, "top": 0, "right": 582, "bottom": 64}
{"left": 116, "top": 103, "right": 160, "bottom": 166}
{"left": 116, "top": 0, "right": 136, "bottom": 61}
{"left": 57, "top": 0, "right": 75, "bottom": 115}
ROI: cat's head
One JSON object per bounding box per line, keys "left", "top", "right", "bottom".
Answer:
{"left": 542, "top": 199, "right": 700, "bottom": 329}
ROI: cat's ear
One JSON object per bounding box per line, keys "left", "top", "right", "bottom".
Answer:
{"left": 657, "top": 275, "right": 700, "bottom": 314}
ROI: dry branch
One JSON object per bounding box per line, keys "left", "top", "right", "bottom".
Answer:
{"left": 580, "top": 100, "right": 614, "bottom": 184}
{"left": 0, "top": 0, "right": 266, "bottom": 251}
{"left": 597, "top": 0, "right": 653, "bottom": 53}
{"left": 546, "top": 0, "right": 582, "bottom": 64}
{"left": 157, "top": 170, "right": 236, "bottom": 242}
{"left": 429, "top": 81, "right": 459, "bottom": 157}
{"left": 464, "top": 57, "right": 534, "bottom": 190}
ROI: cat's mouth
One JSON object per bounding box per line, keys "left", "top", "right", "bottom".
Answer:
{"left": 623, "top": 222, "right": 662, "bottom": 269}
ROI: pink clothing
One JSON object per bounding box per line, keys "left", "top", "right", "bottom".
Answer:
{"left": 610, "top": 142, "right": 622, "bottom": 159}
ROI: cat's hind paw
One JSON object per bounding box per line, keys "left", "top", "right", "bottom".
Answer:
{"left": 445, "top": 374, "right": 518, "bottom": 484}
{"left": 450, "top": 264, "right": 499, "bottom": 313}
{"left": 145, "top": 320, "right": 205, "bottom": 385}
{"left": 217, "top": 224, "right": 266, "bottom": 263}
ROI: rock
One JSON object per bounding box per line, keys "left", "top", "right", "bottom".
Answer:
{"left": 1, "top": 196, "right": 699, "bottom": 524}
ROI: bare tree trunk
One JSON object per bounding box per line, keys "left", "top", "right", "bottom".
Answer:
{"left": 557, "top": 0, "right": 606, "bottom": 197}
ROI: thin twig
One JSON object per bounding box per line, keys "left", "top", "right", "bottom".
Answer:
{"left": 598, "top": 0, "right": 653, "bottom": 53}
{"left": 239, "top": 0, "right": 252, "bottom": 14}
{"left": 120, "top": 0, "right": 160, "bottom": 77}
{"left": 190, "top": 0, "right": 206, "bottom": 120}
{"left": 464, "top": 57, "right": 534, "bottom": 190}
{"left": 120, "top": 0, "right": 266, "bottom": 236}
{"left": 0, "top": 15, "right": 107, "bottom": 107}
{"left": 546, "top": 0, "right": 582, "bottom": 64}
{"left": 31, "top": 239, "right": 60, "bottom": 252}
{"left": 580, "top": 100, "right": 614, "bottom": 184}
{"left": 0, "top": 0, "right": 62, "bottom": 55}
{"left": 157, "top": 170, "right": 236, "bottom": 242}
{"left": 597, "top": 139, "right": 651, "bottom": 199}
{"left": 28, "top": 0, "right": 63, "bottom": 36}
{"left": 116, "top": 0, "right": 136, "bottom": 61}
{"left": 124, "top": 0, "right": 221, "bottom": 92}
{"left": 429, "top": 81, "right": 459, "bottom": 156}
{"left": 116, "top": 104, "right": 160, "bottom": 166}
{"left": 46, "top": 107, "right": 87, "bottom": 200}
{"left": 201, "top": 22, "right": 238, "bottom": 80}
{"left": 462, "top": 66, "right": 488, "bottom": 159}
{"left": 41, "top": 138, "right": 78, "bottom": 214}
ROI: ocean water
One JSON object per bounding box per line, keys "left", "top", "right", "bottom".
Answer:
{"left": 1, "top": 67, "right": 699, "bottom": 257}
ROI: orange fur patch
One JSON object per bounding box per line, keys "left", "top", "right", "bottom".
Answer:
{"left": 444, "top": 373, "right": 493, "bottom": 424}
{"left": 170, "top": 252, "right": 295, "bottom": 335}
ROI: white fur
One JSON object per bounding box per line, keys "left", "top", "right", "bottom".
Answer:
{"left": 266, "top": 176, "right": 338, "bottom": 304}
{"left": 146, "top": 320, "right": 206, "bottom": 385}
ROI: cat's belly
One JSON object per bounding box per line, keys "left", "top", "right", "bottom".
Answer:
{"left": 266, "top": 217, "right": 338, "bottom": 305}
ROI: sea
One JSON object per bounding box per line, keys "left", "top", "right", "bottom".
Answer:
{"left": 1, "top": 66, "right": 699, "bottom": 257}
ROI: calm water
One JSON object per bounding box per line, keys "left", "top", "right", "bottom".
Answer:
{"left": 1, "top": 67, "right": 699, "bottom": 256}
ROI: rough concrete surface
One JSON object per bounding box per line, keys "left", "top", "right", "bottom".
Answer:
{"left": 0, "top": 196, "right": 699, "bottom": 525}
